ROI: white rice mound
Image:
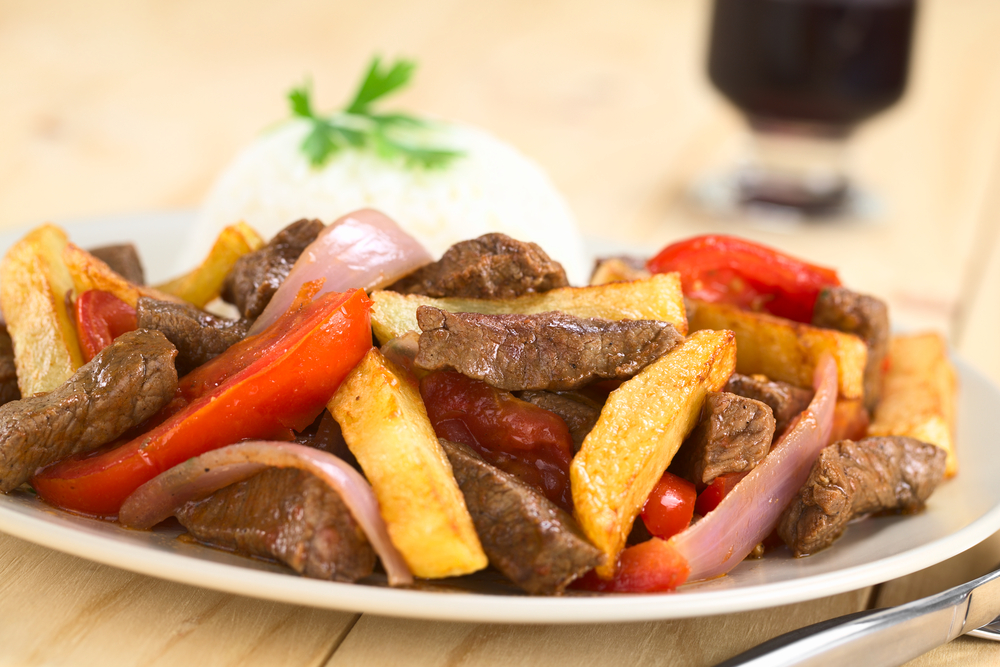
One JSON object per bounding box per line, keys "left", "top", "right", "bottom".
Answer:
{"left": 191, "top": 120, "right": 591, "bottom": 285}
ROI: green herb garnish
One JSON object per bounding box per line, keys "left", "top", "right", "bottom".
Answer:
{"left": 289, "top": 57, "right": 463, "bottom": 169}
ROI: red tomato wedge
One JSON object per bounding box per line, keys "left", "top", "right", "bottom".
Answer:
{"left": 573, "top": 538, "right": 690, "bottom": 593}
{"left": 640, "top": 471, "right": 697, "bottom": 540}
{"left": 694, "top": 473, "right": 745, "bottom": 516}
{"left": 74, "top": 290, "right": 138, "bottom": 362}
{"left": 32, "top": 287, "right": 373, "bottom": 518}
{"left": 647, "top": 234, "right": 840, "bottom": 322}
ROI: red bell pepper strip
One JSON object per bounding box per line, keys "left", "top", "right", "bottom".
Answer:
{"left": 420, "top": 370, "right": 575, "bottom": 512}
{"left": 647, "top": 234, "right": 841, "bottom": 323}
{"left": 640, "top": 471, "right": 697, "bottom": 540}
{"left": 32, "top": 287, "right": 373, "bottom": 518}
{"left": 74, "top": 290, "right": 138, "bottom": 362}
{"left": 572, "top": 538, "right": 690, "bottom": 593}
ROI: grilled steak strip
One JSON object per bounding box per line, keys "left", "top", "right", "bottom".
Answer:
{"left": 812, "top": 286, "right": 890, "bottom": 412}
{"left": 89, "top": 243, "right": 146, "bottom": 285}
{"left": 516, "top": 390, "right": 602, "bottom": 452}
{"left": 389, "top": 233, "right": 568, "bottom": 299}
{"left": 725, "top": 373, "right": 814, "bottom": 436}
{"left": 671, "top": 392, "right": 775, "bottom": 485}
{"left": 175, "top": 468, "right": 375, "bottom": 582}
{"left": 415, "top": 307, "right": 683, "bottom": 392}
{"left": 136, "top": 297, "right": 249, "bottom": 375}
{"left": 222, "top": 218, "right": 325, "bottom": 319}
{"left": 440, "top": 439, "right": 602, "bottom": 594}
{"left": 0, "top": 326, "right": 19, "bottom": 407}
{"left": 0, "top": 329, "right": 178, "bottom": 493}
{"left": 778, "top": 436, "right": 946, "bottom": 556}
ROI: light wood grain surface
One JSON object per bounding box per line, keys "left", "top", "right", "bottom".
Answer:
{"left": 2, "top": 0, "right": 1000, "bottom": 665}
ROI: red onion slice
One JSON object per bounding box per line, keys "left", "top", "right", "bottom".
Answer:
{"left": 669, "top": 354, "right": 837, "bottom": 582}
{"left": 249, "top": 209, "right": 432, "bottom": 334}
{"left": 119, "top": 441, "right": 413, "bottom": 586}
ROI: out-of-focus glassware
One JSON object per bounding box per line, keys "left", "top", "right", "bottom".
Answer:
{"left": 694, "top": 0, "right": 917, "bottom": 220}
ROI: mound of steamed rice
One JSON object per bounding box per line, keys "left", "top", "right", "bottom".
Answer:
{"left": 192, "top": 120, "right": 590, "bottom": 284}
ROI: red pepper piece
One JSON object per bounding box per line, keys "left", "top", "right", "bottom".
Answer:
{"left": 573, "top": 538, "right": 690, "bottom": 593}
{"left": 640, "top": 471, "right": 697, "bottom": 540}
{"left": 420, "top": 370, "right": 575, "bottom": 512}
{"left": 74, "top": 290, "right": 138, "bottom": 362}
{"left": 647, "top": 234, "right": 841, "bottom": 323}
{"left": 32, "top": 288, "right": 373, "bottom": 518}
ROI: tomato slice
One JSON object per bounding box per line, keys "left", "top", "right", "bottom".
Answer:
{"left": 694, "top": 473, "right": 745, "bottom": 516}
{"left": 572, "top": 538, "right": 690, "bottom": 592}
{"left": 32, "top": 287, "right": 373, "bottom": 518}
{"left": 647, "top": 234, "right": 840, "bottom": 323}
{"left": 74, "top": 290, "right": 138, "bottom": 362}
{"left": 640, "top": 471, "right": 697, "bottom": 540}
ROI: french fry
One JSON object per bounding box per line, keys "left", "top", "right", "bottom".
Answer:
{"left": 589, "top": 257, "right": 651, "bottom": 286}
{"left": 830, "top": 398, "right": 870, "bottom": 444}
{"left": 869, "top": 332, "right": 958, "bottom": 477}
{"left": 370, "top": 273, "right": 688, "bottom": 344}
{"left": 687, "top": 299, "right": 867, "bottom": 400}
{"left": 63, "top": 243, "right": 182, "bottom": 308}
{"left": 154, "top": 222, "right": 264, "bottom": 308}
{"left": 0, "top": 225, "right": 83, "bottom": 395}
{"left": 571, "top": 329, "right": 737, "bottom": 578}
{"left": 329, "top": 348, "right": 487, "bottom": 578}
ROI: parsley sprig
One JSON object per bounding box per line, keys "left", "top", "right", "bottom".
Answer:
{"left": 289, "top": 57, "right": 463, "bottom": 169}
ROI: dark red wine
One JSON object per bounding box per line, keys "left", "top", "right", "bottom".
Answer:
{"left": 708, "top": 0, "right": 916, "bottom": 131}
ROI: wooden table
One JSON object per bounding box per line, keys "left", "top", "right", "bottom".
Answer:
{"left": 2, "top": 0, "right": 1000, "bottom": 664}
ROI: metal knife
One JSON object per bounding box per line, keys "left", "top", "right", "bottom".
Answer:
{"left": 716, "top": 566, "right": 1000, "bottom": 666}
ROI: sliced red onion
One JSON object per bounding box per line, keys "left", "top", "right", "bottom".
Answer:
{"left": 668, "top": 354, "right": 837, "bottom": 582}
{"left": 249, "top": 209, "right": 432, "bottom": 334}
{"left": 119, "top": 441, "right": 413, "bottom": 586}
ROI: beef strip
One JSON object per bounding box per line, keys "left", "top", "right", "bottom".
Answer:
{"left": 136, "top": 297, "right": 249, "bottom": 375}
{"left": 415, "top": 307, "right": 683, "bottom": 392}
{"left": 221, "top": 218, "right": 324, "bottom": 319}
{"left": 175, "top": 468, "right": 375, "bottom": 582}
{"left": 812, "top": 286, "right": 890, "bottom": 412}
{"left": 516, "top": 390, "right": 602, "bottom": 451}
{"left": 388, "top": 233, "right": 568, "bottom": 299}
{"left": 0, "top": 326, "right": 19, "bottom": 407}
{"left": 671, "top": 392, "right": 775, "bottom": 485}
{"left": 724, "top": 373, "right": 814, "bottom": 436}
{"left": 88, "top": 243, "right": 145, "bottom": 285}
{"left": 0, "top": 329, "right": 177, "bottom": 493}
{"left": 778, "top": 436, "right": 946, "bottom": 556}
{"left": 440, "top": 439, "right": 602, "bottom": 594}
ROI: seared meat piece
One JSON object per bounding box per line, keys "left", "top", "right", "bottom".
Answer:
{"left": 672, "top": 392, "right": 775, "bottom": 484}
{"left": 136, "top": 297, "right": 249, "bottom": 375}
{"left": 516, "top": 390, "right": 602, "bottom": 451}
{"left": 89, "top": 243, "right": 145, "bottom": 285}
{"left": 415, "top": 307, "right": 682, "bottom": 392}
{"left": 812, "top": 286, "right": 889, "bottom": 412}
{"left": 725, "top": 373, "right": 814, "bottom": 436}
{"left": 0, "top": 326, "right": 19, "bottom": 407}
{"left": 0, "top": 329, "right": 177, "bottom": 493}
{"left": 389, "top": 233, "right": 568, "bottom": 299}
{"left": 440, "top": 439, "right": 602, "bottom": 594}
{"left": 175, "top": 468, "right": 375, "bottom": 582}
{"left": 222, "top": 218, "right": 324, "bottom": 319}
{"left": 778, "top": 436, "right": 946, "bottom": 556}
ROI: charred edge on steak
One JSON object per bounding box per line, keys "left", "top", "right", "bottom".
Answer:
{"left": 671, "top": 392, "right": 775, "bottom": 485}
{"left": 414, "top": 307, "right": 683, "bottom": 392}
{"left": 0, "top": 326, "right": 19, "bottom": 408}
{"left": 811, "top": 286, "right": 890, "bottom": 412}
{"left": 0, "top": 329, "right": 178, "bottom": 493}
{"left": 724, "top": 373, "right": 814, "bottom": 437}
{"left": 88, "top": 243, "right": 146, "bottom": 286}
{"left": 221, "top": 218, "right": 325, "bottom": 319}
{"left": 388, "top": 233, "right": 569, "bottom": 299}
{"left": 778, "top": 436, "right": 946, "bottom": 556}
{"left": 175, "top": 468, "right": 376, "bottom": 582}
{"left": 440, "top": 439, "right": 603, "bottom": 595}
{"left": 516, "top": 390, "right": 602, "bottom": 452}
{"left": 136, "top": 297, "right": 249, "bottom": 375}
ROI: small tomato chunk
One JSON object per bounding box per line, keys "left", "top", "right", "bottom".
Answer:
{"left": 640, "top": 471, "right": 696, "bottom": 540}
{"left": 694, "top": 473, "right": 745, "bottom": 516}
{"left": 573, "top": 538, "right": 690, "bottom": 592}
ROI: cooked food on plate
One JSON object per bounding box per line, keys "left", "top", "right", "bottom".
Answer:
{"left": 0, "top": 209, "right": 957, "bottom": 595}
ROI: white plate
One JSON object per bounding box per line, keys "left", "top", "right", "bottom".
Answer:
{"left": 1, "top": 211, "right": 998, "bottom": 624}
